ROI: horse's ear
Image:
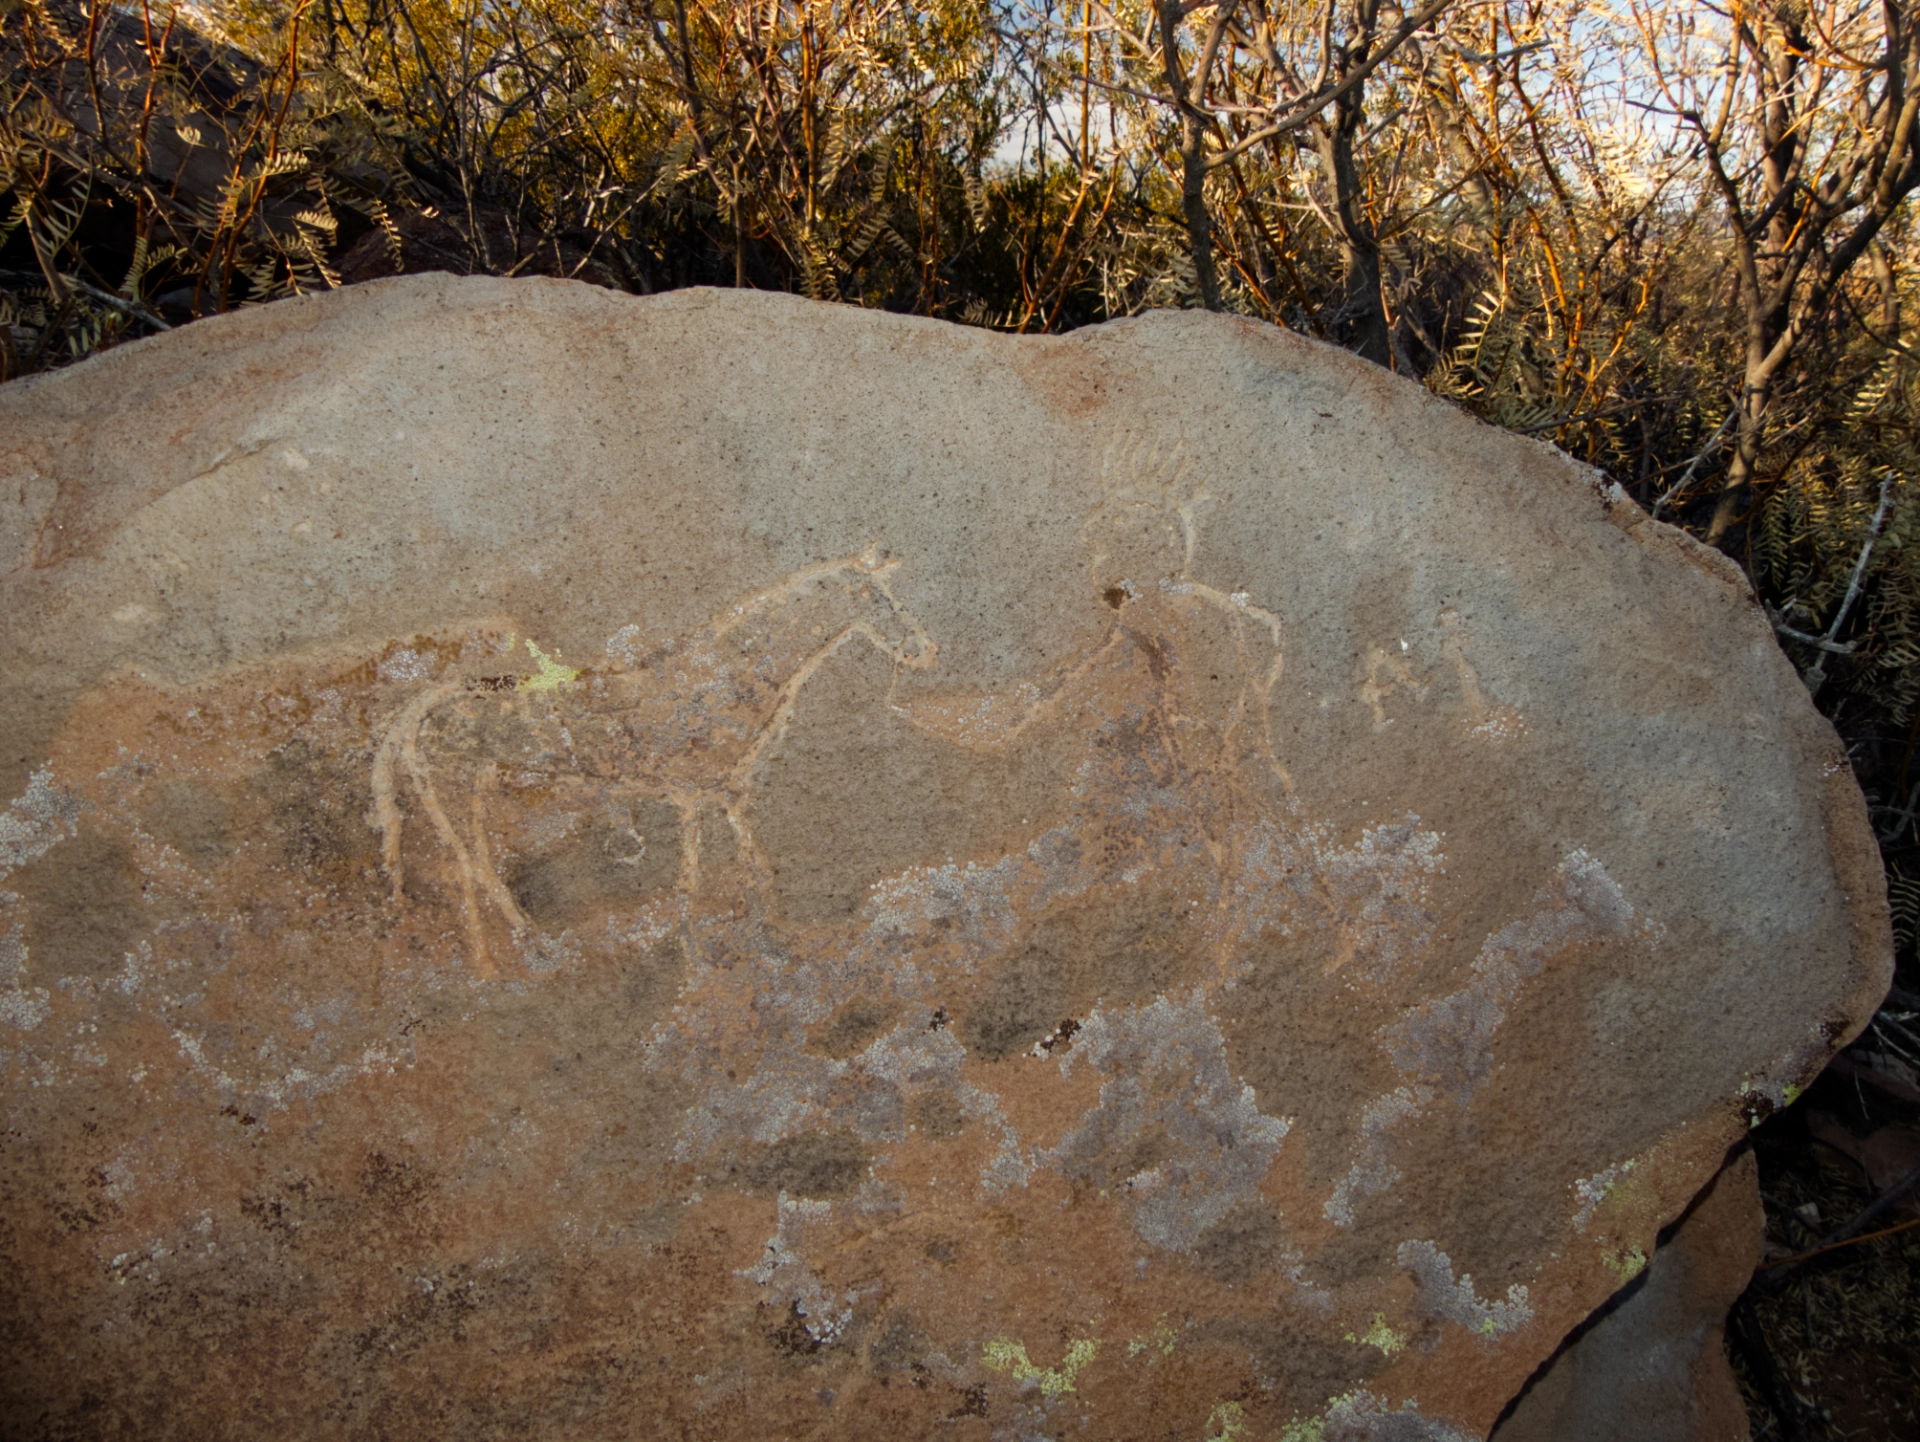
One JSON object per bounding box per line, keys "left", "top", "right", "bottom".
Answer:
{"left": 864, "top": 553, "right": 904, "bottom": 582}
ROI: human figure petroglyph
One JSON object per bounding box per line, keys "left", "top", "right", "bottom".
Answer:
{"left": 1355, "top": 611, "right": 1528, "bottom": 740}
{"left": 370, "top": 548, "right": 937, "bottom": 973}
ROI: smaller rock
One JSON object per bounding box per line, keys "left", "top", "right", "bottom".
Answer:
{"left": 1492, "top": 1151, "right": 1762, "bottom": 1442}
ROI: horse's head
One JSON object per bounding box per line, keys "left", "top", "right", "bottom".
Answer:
{"left": 847, "top": 547, "right": 938, "bottom": 671}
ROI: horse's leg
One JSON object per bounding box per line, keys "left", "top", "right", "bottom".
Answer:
{"left": 396, "top": 696, "right": 493, "bottom": 977}
{"left": 370, "top": 679, "right": 464, "bottom": 905}
{"left": 469, "top": 762, "right": 531, "bottom": 937}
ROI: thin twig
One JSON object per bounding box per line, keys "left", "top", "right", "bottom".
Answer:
{"left": 1804, "top": 473, "right": 1896, "bottom": 697}
{"left": 1754, "top": 1158, "right": 1920, "bottom": 1292}
{"left": 1759, "top": 1216, "right": 1920, "bottom": 1271}
{"left": 1729, "top": 1295, "right": 1809, "bottom": 1442}
{"left": 1878, "top": 1009, "right": 1920, "bottom": 1059}
{"left": 1651, "top": 403, "right": 1738, "bottom": 518}
{"left": 59, "top": 275, "right": 172, "bottom": 331}
{"left": 1771, "top": 617, "right": 1859, "bottom": 654}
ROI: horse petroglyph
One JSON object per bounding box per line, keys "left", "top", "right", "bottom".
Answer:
{"left": 369, "top": 547, "right": 936, "bottom": 973}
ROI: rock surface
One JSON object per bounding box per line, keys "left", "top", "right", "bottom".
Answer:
{"left": 0, "top": 277, "right": 1890, "bottom": 1440}
{"left": 1491, "top": 1151, "right": 1762, "bottom": 1442}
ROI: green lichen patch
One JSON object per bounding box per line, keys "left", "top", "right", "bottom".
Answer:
{"left": 1205, "top": 1400, "right": 1246, "bottom": 1441}
{"left": 1602, "top": 1246, "right": 1647, "bottom": 1283}
{"left": 521, "top": 639, "right": 581, "bottom": 692}
{"left": 981, "top": 1335, "right": 1101, "bottom": 1400}
{"left": 1344, "top": 1312, "right": 1406, "bottom": 1359}
{"left": 1128, "top": 1314, "right": 1178, "bottom": 1358}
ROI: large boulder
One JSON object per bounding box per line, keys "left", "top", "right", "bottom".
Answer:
{"left": 0, "top": 278, "right": 1889, "bottom": 1439}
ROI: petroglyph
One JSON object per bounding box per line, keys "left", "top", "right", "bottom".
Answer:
{"left": 1439, "top": 611, "right": 1529, "bottom": 742}
{"left": 0, "top": 504, "right": 1686, "bottom": 1442}
{"left": 1354, "top": 612, "right": 1527, "bottom": 741}
{"left": 369, "top": 548, "right": 935, "bottom": 973}
{"left": 1358, "top": 644, "right": 1429, "bottom": 731}
{"left": 2, "top": 542, "right": 1646, "bottom": 1319}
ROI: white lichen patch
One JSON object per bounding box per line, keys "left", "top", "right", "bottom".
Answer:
{"left": 865, "top": 853, "right": 1024, "bottom": 955}
{"left": 1467, "top": 707, "right": 1528, "bottom": 743}
{"left": 0, "top": 919, "right": 49, "bottom": 1032}
{"left": 168, "top": 1024, "right": 411, "bottom": 1112}
{"left": 605, "top": 623, "right": 644, "bottom": 668}
{"left": 1397, "top": 1240, "right": 1533, "bottom": 1338}
{"left": 1571, "top": 1159, "right": 1637, "bottom": 1229}
{"left": 1046, "top": 990, "right": 1289, "bottom": 1251}
{"left": 1324, "top": 1085, "right": 1433, "bottom": 1228}
{"left": 0, "top": 771, "right": 63, "bottom": 1029}
{"left": 1216, "top": 817, "right": 1443, "bottom": 986}
{"left": 1320, "top": 1389, "right": 1479, "bottom": 1442}
{"left": 739, "top": 1191, "right": 853, "bottom": 1345}
{"left": 1382, "top": 851, "right": 1638, "bottom": 1101}
{"left": 0, "top": 765, "right": 82, "bottom": 880}
{"left": 376, "top": 647, "right": 435, "bottom": 684}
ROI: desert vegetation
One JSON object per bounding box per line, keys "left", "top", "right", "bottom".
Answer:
{"left": 3, "top": 0, "right": 1918, "bottom": 1431}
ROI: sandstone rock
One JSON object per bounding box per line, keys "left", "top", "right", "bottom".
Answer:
{"left": 0, "top": 277, "right": 1890, "bottom": 1440}
{"left": 1491, "top": 1150, "right": 1763, "bottom": 1442}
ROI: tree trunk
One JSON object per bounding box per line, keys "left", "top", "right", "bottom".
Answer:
{"left": 1316, "top": 111, "right": 1392, "bottom": 367}
{"left": 1707, "top": 382, "right": 1767, "bottom": 544}
{"left": 1181, "top": 107, "right": 1222, "bottom": 311}
{"left": 1159, "top": 0, "right": 1222, "bottom": 311}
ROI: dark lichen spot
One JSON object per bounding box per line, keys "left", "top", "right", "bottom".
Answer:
{"left": 907, "top": 1090, "right": 966, "bottom": 1139}
{"left": 949, "top": 1385, "right": 989, "bottom": 1418}
{"left": 1104, "top": 585, "right": 1127, "bottom": 610}
{"left": 1035, "top": 1018, "right": 1080, "bottom": 1054}
{"left": 260, "top": 740, "right": 378, "bottom": 886}
{"left": 1191, "top": 1207, "right": 1292, "bottom": 1284}
{"left": 1739, "top": 1092, "right": 1779, "bottom": 1130}
{"left": 744, "top": 1132, "right": 869, "bottom": 1198}
{"left": 964, "top": 882, "right": 1204, "bottom": 1061}
{"left": 871, "top": 1309, "right": 931, "bottom": 1377}
{"left": 962, "top": 958, "right": 1062, "bottom": 1061}
{"left": 620, "top": 935, "right": 687, "bottom": 1028}
{"left": 766, "top": 1301, "right": 827, "bottom": 1360}
{"left": 812, "top": 996, "right": 895, "bottom": 1059}
{"left": 1117, "top": 1128, "right": 1179, "bottom": 1184}
{"left": 16, "top": 820, "right": 142, "bottom": 980}
{"left": 146, "top": 778, "right": 232, "bottom": 868}
{"left": 360, "top": 1152, "right": 430, "bottom": 1211}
